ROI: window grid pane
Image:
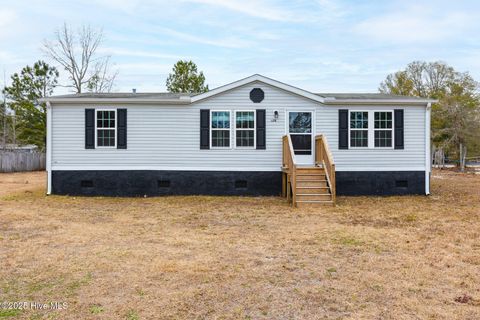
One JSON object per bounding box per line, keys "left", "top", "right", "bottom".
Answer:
{"left": 350, "top": 130, "right": 368, "bottom": 147}
{"left": 212, "top": 111, "right": 230, "bottom": 129}
{"left": 375, "top": 112, "right": 392, "bottom": 129}
{"left": 96, "top": 110, "right": 115, "bottom": 147}
{"left": 350, "top": 112, "right": 368, "bottom": 129}
{"left": 236, "top": 111, "right": 254, "bottom": 129}
{"left": 212, "top": 130, "right": 230, "bottom": 147}
{"left": 97, "top": 129, "right": 115, "bottom": 147}
{"left": 236, "top": 130, "right": 254, "bottom": 147}
{"left": 374, "top": 130, "right": 392, "bottom": 147}
{"left": 97, "top": 111, "right": 115, "bottom": 128}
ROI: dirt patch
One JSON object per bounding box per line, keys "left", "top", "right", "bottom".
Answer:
{"left": 0, "top": 170, "right": 479, "bottom": 319}
{"left": 0, "top": 171, "right": 46, "bottom": 197}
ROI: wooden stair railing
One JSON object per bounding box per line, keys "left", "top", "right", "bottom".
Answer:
{"left": 282, "top": 134, "right": 336, "bottom": 207}
{"left": 282, "top": 135, "right": 297, "bottom": 205}
{"left": 315, "top": 135, "right": 336, "bottom": 204}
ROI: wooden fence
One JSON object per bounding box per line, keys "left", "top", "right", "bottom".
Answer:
{"left": 0, "top": 151, "right": 46, "bottom": 173}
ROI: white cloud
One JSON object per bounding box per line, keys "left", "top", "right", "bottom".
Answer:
{"left": 183, "top": 0, "right": 298, "bottom": 22}
{"left": 97, "top": 47, "right": 190, "bottom": 60}
{"left": 157, "top": 27, "right": 253, "bottom": 48}
{"left": 353, "top": 4, "right": 478, "bottom": 44}
{"left": 0, "top": 9, "right": 17, "bottom": 39}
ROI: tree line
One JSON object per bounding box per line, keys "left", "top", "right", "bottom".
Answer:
{"left": 1, "top": 23, "right": 478, "bottom": 171}
{"left": 1, "top": 23, "right": 208, "bottom": 151}
{"left": 380, "top": 61, "right": 480, "bottom": 170}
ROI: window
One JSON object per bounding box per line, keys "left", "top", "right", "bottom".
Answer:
{"left": 289, "top": 112, "right": 312, "bottom": 133}
{"left": 96, "top": 110, "right": 116, "bottom": 147}
{"left": 235, "top": 111, "right": 255, "bottom": 147}
{"left": 374, "top": 112, "right": 393, "bottom": 147}
{"left": 211, "top": 111, "right": 230, "bottom": 148}
{"left": 350, "top": 111, "right": 368, "bottom": 147}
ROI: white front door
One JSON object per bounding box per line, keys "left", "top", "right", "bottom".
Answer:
{"left": 287, "top": 111, "right": 314, "bottom": 165}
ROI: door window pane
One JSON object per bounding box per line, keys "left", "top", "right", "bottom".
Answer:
{"left": 289, "top": 112, "right": 312, "bottom": 133}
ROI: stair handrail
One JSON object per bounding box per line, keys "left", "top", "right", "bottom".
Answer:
{"left": 282, "top": 134, "right": 297, "bottom": 206}
{"left": 315, "top": 135, "right": 336, "bottom": 203}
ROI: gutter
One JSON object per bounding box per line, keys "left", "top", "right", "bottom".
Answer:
{"left": 46, "top": 101, "right": 52, "bottom": 195}
{"left": 425, "top": 102, "right": 432, "bottom": 195}
{"left": 323, "top": 98, "right": 438, "bottom": 105}
{"left": 40, "top": 98, "right": 191, "bottom": 105}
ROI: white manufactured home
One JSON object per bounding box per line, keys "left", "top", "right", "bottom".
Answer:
{"left": 43, "top": 75, "right": 434, "bottom": 206}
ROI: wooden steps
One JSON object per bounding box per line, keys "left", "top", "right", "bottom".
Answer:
{"left": 282, "top": 134, "right": 336, "bottom": 207}
{"left": 293, "top": 167, "right": 333, "bottom": 206}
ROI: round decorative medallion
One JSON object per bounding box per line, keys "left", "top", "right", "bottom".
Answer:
{"left": 250, "top": 88, "right": 264, "bottom": 103}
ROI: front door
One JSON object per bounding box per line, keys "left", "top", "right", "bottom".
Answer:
{"left": 288, "top": 111, "right": 314, "bottom": 165}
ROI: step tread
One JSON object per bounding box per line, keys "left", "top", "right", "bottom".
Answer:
{"left": 297, "top": 193, "right": 331, "bottom": 196}
{"left": 296, "top": 186, "right": 330, "bottom": 189}
{"left": 296, "top": 200, "right": 334, "bottom": 203}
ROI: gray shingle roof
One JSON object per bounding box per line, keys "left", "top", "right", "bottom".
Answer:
{"left": 49, "top": 92, "right": 191, "bottom": 99}
{"left": 315, "top": 93, "right": 427, "bottom": 101}
{"left": 49, "top": 91, "right": 427, "bottom": 101}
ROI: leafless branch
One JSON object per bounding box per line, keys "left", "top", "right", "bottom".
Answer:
{"left": 43, "top": 23, "right": 116, "bottom": 93}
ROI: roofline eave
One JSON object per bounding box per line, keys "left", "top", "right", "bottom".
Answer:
{"left": 323, "top": 98, "right": 438, "bottom": 105}
{"left": 40, "top": 98, "right": 192, "bottom": 105}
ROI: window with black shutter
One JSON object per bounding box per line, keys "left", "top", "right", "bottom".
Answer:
{"left": 117, "top": 109, "right": 127, "bottom": 149}
{"left": 394, "top": 109, "right": 404, "bottom": 149}
{"left": 85, "top": 109, "right": 95, "bottom": 149}
{"left": 256, "top": 109, "right": 266, "bottom": 149}
{"left": 338, "top": 109, "right": 348, "bottom": 149}
{"left": 200, "top": 109, "right": 210, "bottom": 149}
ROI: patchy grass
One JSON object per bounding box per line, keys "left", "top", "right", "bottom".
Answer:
{"left": 0, "top": 170, "right": 479, "bottom": 319}
{"left": 89, "top": 304, "right": 104, "bottom": 314}
{"left": 0, "top": 309, "right": 22, "bottom": 318}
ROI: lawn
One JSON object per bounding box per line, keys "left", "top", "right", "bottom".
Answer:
{"left": 0, "top": 170, "right": 479, "bottom": 319}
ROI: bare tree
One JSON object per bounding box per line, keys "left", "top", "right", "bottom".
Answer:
{"left": 43, "top": 23, "right": 117, "bottom": 93}
{"left": 86, "top": 56, "right": 118, "bottom": 93}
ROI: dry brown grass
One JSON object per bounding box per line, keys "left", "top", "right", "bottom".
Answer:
{"left": 0, "top": 170, "right": 479, "bottom": 319}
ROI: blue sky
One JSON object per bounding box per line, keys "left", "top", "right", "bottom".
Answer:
{"left": 1, "top": 0, "right": 479, "bottom": 94}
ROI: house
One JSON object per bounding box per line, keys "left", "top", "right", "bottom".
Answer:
{"left": 42, "top": 74, "right": 435, "bottom": 206}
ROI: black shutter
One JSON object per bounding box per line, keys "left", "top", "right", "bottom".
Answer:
{"left": 338, "top": 109, "right": 348, "bottom": 149}
{"left": 200, "top": 109, "right": 210, "bottom": 149}
{"left": 117, "top": 109, "right": 127, "bottom": 149}
{"left": 394, "top": 109, "right": 404, "bottom": 149}
{"left": 256, "top": 109, "right": 266, "bottom": 149}
{"left": 85, "top": 109, "right": 95, "bottom": 149}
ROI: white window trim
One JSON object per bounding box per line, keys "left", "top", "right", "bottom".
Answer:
{"left": 373, "top": 110, "right": 394, "bottom": 149}
{"left": 95, "top": 108, "right": 117, "bottom": 149}
{"left": 349, "top": 110, "right": 369, "bottom": 149}
{"left": 234, "top": 110, "right": 256, "bottom": 149}
{"left": 348, "top": 110, "right": 396, "bottom": 149}
{"left": 210, "top": 110, "right": 232, "bottom": 149}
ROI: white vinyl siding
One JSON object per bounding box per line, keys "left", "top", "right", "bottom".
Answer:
{"left": 50, "top": 81, "right": 427, "bottom": 172}
{"left": 317, "top": 105, "right": 426, "bottom": 171}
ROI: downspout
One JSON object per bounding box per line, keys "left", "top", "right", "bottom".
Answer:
{"left": 46, "top": 101, "right": 52, "bottom": 195}
{"left": 425, "top": 103, "right": 431, "bottom": 195}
